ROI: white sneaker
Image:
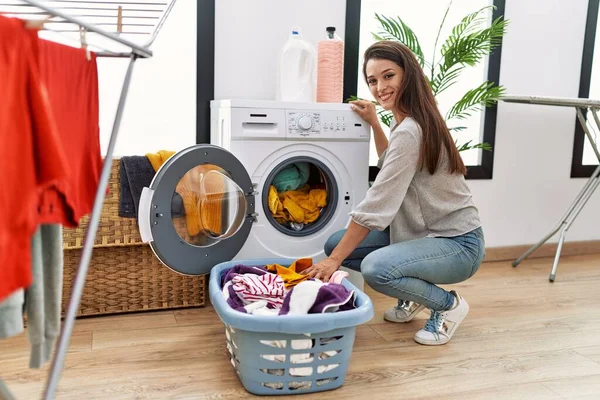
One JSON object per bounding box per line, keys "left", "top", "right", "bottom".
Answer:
{"left": 414, "top": 291, "right": 469, "bottom": 346}
{"left": 384, "top": 300, "right": 426, "bottom": 323}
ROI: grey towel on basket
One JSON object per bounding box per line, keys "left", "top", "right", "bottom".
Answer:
{"left": 119, "top": 156, "right": 156, "bottom": 218}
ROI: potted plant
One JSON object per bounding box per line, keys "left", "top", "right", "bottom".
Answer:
{"left": 358, "top": 3, "right": 508, "bottom": 153}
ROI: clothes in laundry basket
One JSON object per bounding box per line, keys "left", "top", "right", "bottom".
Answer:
{"left": 279, "top": 280, "right": 356, "bottom": 315}
{"left": 268, "top": 185, "right": 327, "bottom": 224}
{"left": 230, "top": 273, "right": 285, "bottom": 309}
{"left": 221, "top": 261, "right": 356, "bottom": 315}
{"left": 265, "top": 258, "right": 312, "bottom": 288}
{"left": 272, "top": 162, "right": 310, "bottom": 192}
{"left": 220, "top": 264, "right": 268, "bottom": 287}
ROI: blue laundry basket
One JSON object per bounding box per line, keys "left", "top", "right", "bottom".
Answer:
{"left": 209, "top": 258, "right": 374, "bottom": 395}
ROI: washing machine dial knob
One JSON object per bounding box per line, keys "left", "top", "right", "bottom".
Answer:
{"left": 297, "top": 115, "right": 313, "bottom": 130}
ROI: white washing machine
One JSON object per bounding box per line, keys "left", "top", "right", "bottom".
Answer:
{"left": 138, "top": 99, "right": 369, "bottom": 288}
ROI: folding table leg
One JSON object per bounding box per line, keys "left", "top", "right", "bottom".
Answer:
{"left": 513, "top": 106, "right": 600, "bottom": 281}
{"left": 549, "top": 173, "right": 600, "bottom": 281}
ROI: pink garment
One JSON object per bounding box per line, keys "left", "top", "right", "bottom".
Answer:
{"left": 231, "top": 273, "right": 285, "bottom": 309}
{"left": 329, "top": 270, "right": 349, "bottom": 284}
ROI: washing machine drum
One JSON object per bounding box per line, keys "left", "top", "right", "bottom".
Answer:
{"left": 138, "top": 145, "right": 256, "bottom": 275}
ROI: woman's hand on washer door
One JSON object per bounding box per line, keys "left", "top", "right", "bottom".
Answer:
{"left": 350, "top": 99, "right": 389, "bottom": 157}
{"left": 349, "top": 99, "right": 378, "bottom": 126}
{"left": 304, "top": 257, "right": 341, "bottom": 282}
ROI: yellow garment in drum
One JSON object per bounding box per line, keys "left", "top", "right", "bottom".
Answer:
{"left": 268, "top": 185, "right": 327, "bottom": 224}
{"left": 175, "top": 165, "right": 225, "bottom": 237}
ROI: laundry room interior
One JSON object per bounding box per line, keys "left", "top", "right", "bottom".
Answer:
{"left": 2, "top": 0, "right": 600, "bottom": 399}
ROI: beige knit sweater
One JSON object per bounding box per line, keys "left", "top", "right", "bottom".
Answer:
{"left": 349, "top": 117, "right": 481, "bottom": 243}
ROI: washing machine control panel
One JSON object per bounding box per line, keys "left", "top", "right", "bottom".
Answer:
{"left": 287, "top": 109, "right": 366, "bottom": 139}
{"left": 287, "top": 112, "right": 321, "bottom": 135}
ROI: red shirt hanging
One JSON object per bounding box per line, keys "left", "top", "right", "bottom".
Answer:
{"left": 35, "top": 38, "right": 103, "bottom": 227}
{"left": 0, "top": 16, "right": 69, "bottom": 302}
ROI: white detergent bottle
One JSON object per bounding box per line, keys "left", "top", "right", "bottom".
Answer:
{"left": 276, "top": 28, "right": 317, "bottom": 103}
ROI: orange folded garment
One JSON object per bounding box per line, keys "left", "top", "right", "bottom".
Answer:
{"left": 175, "top": 165, "right": 225, "bottom": 237}
{"left": 200, "top": 169, "right": 226, "bottom": 237}
{"left": 266, "top": 258, "right": 312, "bottom": 288}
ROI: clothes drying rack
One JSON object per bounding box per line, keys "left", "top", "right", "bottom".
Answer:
{"left": 0, "top": 1, "right": 178, "bottom": 399}
{"left": 500, "top": 95, "right": 600, "bottom": 282}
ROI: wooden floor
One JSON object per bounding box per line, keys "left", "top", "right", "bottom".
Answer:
{"left": 2, "top": 254, "right": 600, "bottom": 400}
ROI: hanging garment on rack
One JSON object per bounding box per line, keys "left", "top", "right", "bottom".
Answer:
{"left": 35, "top": 38, "right": 103, "bottom": 228}
{"left": 26, "top": 224, "right": 64, "bottom": 369}
{"left": 0, "top": 289, "right": 25, "bottom": 339}
{"left": 0, "top": 16, "right": 69, "bottom": 303}
{"left": 119, "top": 156, "right": 156, "bottom": 218}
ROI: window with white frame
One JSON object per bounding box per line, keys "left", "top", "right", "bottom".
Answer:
{"left": 583, "top": 3, "right": 600, "bottom": 166}
{"left": 573, "top": 0, "right": 600, "bottom": 178}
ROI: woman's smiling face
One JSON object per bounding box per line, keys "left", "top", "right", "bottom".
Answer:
{"left": 365, "top": 58, "right": 404, "bottom": 110}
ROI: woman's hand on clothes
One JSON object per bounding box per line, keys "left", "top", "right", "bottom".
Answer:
{"left": 303, "top": 257, "right": 342, "bottom": 282}
{"left": 350, "top": 99, "right": 379, "bottom": 127}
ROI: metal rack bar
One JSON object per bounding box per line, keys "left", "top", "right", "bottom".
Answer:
{"left": 1, "top": 1, "right": 178, "bottom": 398}
{"left": 21, "top": 0, "right": 153, "bottom": 57}
{"left": 501, "top": 95, "right": 600, "bottom": 282}
{"left": 0, "top": 379, "right": 16, "bottom": 400}
{"left": 43, "top": 54, "right": 139, "bottom": 400}
{"left": 144, "top": 0, "right": 175, "bottom": 46}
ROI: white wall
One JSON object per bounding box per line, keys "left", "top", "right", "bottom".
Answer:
{"left": 214, "top": 0, "right": 347, "bottom": 100}
{"left": 470, "top": 0, "right": 600, "bottom": 247}
{"left": 96, "top": 0, "right": 197, "bottom": 156}
{"left": 214, "top": 0, "right": 600, "bottom": 248}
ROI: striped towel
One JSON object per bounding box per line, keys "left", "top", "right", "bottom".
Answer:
{"left": 231, "top": 273, "right": 285, "bottom": 309}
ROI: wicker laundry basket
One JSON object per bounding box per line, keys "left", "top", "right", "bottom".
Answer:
{"left": 62, "top": 158, "right": 207, "bottom": 317}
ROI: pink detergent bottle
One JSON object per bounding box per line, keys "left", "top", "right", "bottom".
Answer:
{"left": 317, "top": 26, "right": 344, "bottom": 103}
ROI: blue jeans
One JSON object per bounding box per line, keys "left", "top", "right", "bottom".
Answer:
{"left": 324, "top": 227, "right": 485, "bottom": 311}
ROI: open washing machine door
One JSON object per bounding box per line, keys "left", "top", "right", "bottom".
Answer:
{"left": 138, "top": 144, "right": 256, "bottom": 275}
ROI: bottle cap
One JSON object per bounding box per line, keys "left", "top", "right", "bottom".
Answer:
{"left": 326, "top": 26, "right": 336, "bottom": 32}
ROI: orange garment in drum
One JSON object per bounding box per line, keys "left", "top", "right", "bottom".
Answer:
{"left": 35, "top": 38, "right": 103, "bottom": 227}
{"left": 0, "top": 17, "right": 69, "bottom": 301}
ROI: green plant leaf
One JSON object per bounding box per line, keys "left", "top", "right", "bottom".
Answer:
{"left": 442, "top": 17, "right": 507, "bottom": 66}
{"left": 377, "top": 108, "right": 394, "bottom": 127}
{"left": 446, "top": 81, "right": 505, "bottom": 121}
{"left": 431, "top": 12, "right": 508, "bottom": 95}
{"left": 373, "top": 13, "right": 427, "bottom": 68}
{"left": 455, "top": 139, "right": 493, "bottom": 152}
{"left": 431, "top": 0, "right": 453, "bottom": 81}
{"left": 432, "top": 64, "right": 464, "bottom": 95}
{"left": 441, "top": 6, "right": 496, "bottom": 56}
{"left": 371, "top": 4, "right": 508, "bottom": 155}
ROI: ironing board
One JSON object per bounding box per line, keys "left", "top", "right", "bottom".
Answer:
{"left": 500, "top": 95, "right": 600, "bottom": 282}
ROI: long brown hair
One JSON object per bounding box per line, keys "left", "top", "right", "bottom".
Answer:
{"left": 362, "top": 41, "right": 466, "bottom": 176}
